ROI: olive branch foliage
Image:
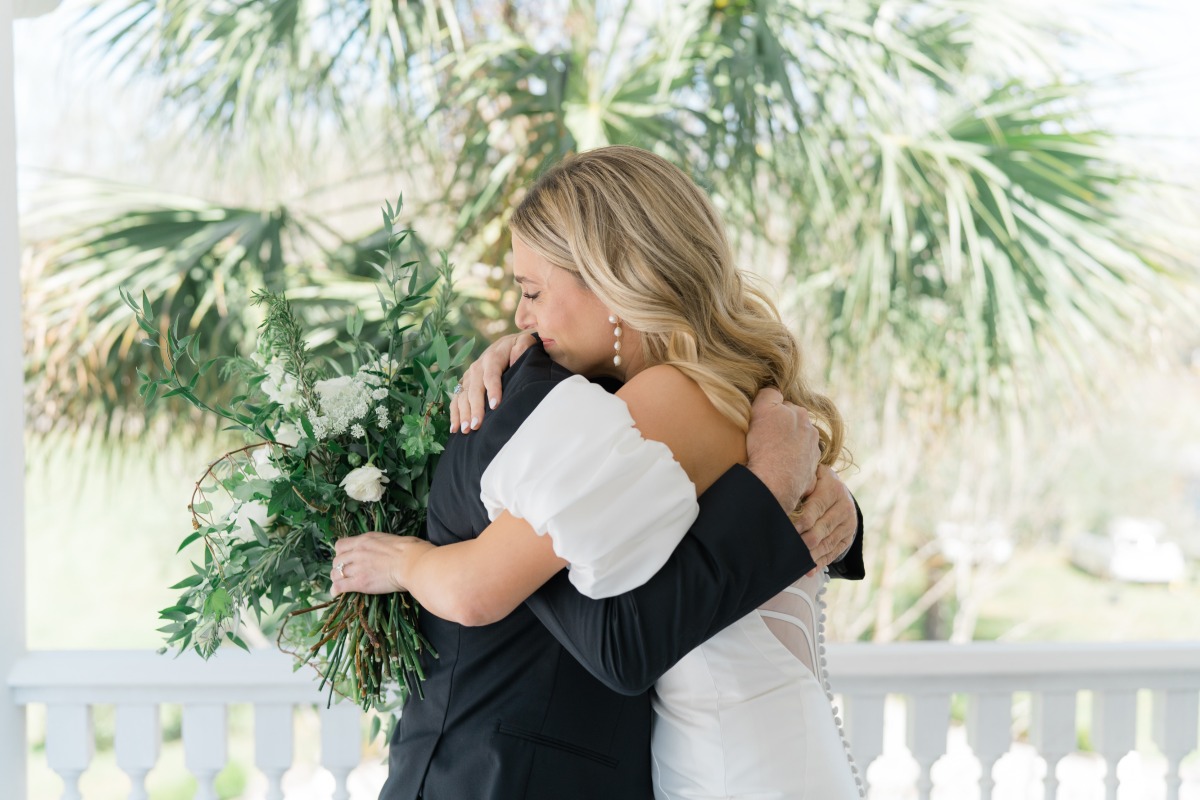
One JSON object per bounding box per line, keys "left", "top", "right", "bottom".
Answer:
{"left": 122, "top": 198, "right": 471, "bottom": 710}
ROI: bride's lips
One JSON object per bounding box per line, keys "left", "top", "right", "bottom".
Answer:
{"left": 540, "top": 338, "right": 556, "bottom": 347}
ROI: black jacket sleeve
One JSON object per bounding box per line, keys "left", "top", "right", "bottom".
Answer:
{"left": 524, "top": 464, "right": 817, "bottom": 696}
{"left": 827, "top": 496, "right": 866, "bottom": 580}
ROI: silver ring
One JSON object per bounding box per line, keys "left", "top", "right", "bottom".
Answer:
{"left": 334, "top": 561, "right": 345, "bottom": 577}
{"left": 452, "top": 383, "right": 463, "bottom": 395}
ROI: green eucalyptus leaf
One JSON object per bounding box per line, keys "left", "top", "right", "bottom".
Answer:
{"left": 169, "top": 574, "right": 204, "bottom": 590}
{"left": 232, "top": 479, "right": 275, "bottom": 501}
{"left": 176, "top": 531, "right": 203, "bottom": 552}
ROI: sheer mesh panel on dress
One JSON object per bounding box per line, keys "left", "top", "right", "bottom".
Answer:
{"left": 757, "top": 571, "right": 825, "bottom": 678}
{"left": 759, "top": 571, "right": 867, "bottom": 797}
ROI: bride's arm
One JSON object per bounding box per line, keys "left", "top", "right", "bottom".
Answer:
{"left": 330, "top": 513, "right": 564, "bottom": 625}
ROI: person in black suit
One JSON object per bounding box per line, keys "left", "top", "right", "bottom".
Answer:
{"left": 333, "top": 148, "right": 864, "bottom": 800}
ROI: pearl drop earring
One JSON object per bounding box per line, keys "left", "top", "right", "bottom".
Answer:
{"left": 609, "top": 314, "right": 623, "bottom": 367}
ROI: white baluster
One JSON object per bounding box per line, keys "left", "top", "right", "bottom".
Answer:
{"left": 1031, "top": 690, "right": 1076, "bottom": 800}
{"left": 842, "top": 691, "right": 885, "bottom": 794}
{"left": 115, "top": 704, "right": 159, "bottom": 800}
{"left": 183, "top": 703, "right": 227, "bottom": 800}
{"left": 1093, "top": 690, "right": 1137, "bottom": 800}
{"left": 255, "top": 703, "right": 294, "bottom": 800}
{"left": 905, "top": 692, "right": 950, "bottom": 800}
{"left": 45, "top": 704, "right": 91, "bottom": 800}
{"left": 321, "top": 702, "right": 363, "bottom": 800}
{"left": 1152, "top": 689, "right": 1199, "bottom": 800}
{"left": 967, "top": 692, "right": 1012, "bottom": 800}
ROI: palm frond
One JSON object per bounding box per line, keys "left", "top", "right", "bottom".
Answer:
{"left": 26, "top": 183, "right": 324, "bottom": 435}
{"left": 46, "top": 0, "right": 1193, "bottom": 440}
{"left": 810, "top": 80, "right": 1182, "bottom": 414}
{"left": 78, "top": 0, "right": 455, "bottom": 143}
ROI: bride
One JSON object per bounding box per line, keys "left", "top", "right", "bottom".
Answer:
{"left": 335, "top": 145, "right": 863, "bottom": 799}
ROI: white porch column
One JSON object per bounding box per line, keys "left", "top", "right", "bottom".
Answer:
{"left": 0, "top": 1, "right": 27, "bottom": 792}
{"left": 2, "top": 2, "right": 62, "bottom": 795}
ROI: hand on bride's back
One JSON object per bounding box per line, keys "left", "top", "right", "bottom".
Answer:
{"left": 745, "top": 387, "right": 819, "bottom": 511}
{"left": 795, "top": 465, "right": 857, "bottom": 571}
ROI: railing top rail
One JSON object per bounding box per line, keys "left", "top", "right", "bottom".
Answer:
{"left": 8, "top": 642, "right": 1200, "bottom": 704}
{"left": 9, "top": 649, "right": 331, "bottom": 705}
{"left": 825, "top": 640, "right": 1200, "bottom": 676}
{"left": 10, "top": 649, "right": 312, "bottom": 688}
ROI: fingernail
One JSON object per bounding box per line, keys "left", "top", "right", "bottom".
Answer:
{"left": 461, "top": 422, "right": 470, "bottom": 433}
{"left": 471, "top": 417, "right": 479, "bottom": 429}
{"left": 490, "top": 398, "right": 498, "bottom": 409}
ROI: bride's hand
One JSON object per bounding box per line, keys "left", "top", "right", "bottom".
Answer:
{"left": 450, "top": 332, "right": 538, "bottom": 435}
{"left": 330, "top": 532, "right": 436, "bottom": 596}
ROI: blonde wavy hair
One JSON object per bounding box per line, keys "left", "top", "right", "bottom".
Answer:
{"left": 509, "top": 145, "right": 845, "bottom": 467}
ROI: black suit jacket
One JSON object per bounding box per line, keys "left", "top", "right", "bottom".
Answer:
{"left": 379, "top": 344, "right": 863, "bottom": 800}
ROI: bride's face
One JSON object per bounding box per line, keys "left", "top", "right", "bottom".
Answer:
{"left": 512, "top": 235, "right": 628, "bottom": 379}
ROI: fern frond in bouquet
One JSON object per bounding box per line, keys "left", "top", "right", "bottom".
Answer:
{"left": 126, "top": 198, "right": 470, "bottom": 709}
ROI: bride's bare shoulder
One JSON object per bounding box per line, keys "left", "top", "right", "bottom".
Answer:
{"left": 618, "top": 363, "right": 698, "bottom": 395}
{"left": 616, "top": 365, "right": 746, "bottom": 492}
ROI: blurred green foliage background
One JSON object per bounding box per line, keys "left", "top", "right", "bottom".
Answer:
{"left": 17, "top": 0, "right": 1200, "bottom": 654}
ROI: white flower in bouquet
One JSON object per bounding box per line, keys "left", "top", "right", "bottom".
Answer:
{"left": 312, "top": 374, "right": 374, "bottom": 438}
{"left": 274, "top": 423, "right": 302, "bottom": 447}
{"left": 340, "top": 464, "right": 390, "bottom": 503}
{"left": 263, "top": 361, "right": 302, "bottom": 409}
{"left": 365, "top": 354, "right": 398, "bottom": 379}
{"left": 252, "top": 447, "right": 282, "bottom": 481}
{"left": 358, "top": 366, "right": 384, "bottom": 387}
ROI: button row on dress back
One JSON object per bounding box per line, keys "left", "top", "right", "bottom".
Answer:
{"left": 811, "top": 571, "right": 866, "bottom": 798}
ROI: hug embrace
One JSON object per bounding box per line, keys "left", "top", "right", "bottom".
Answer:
{"left": 331, "top": 146, "right": 868, "bottom": 800}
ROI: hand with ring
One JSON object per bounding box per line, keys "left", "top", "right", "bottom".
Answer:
{"left": 449, "top": 333, "right": 537, "bottom": 434}
{"left": 329, "top": 532, "right": 436, "bottom": 596}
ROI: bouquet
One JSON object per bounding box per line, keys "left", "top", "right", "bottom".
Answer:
{"left": 125, "top": 199, "right": 470, "bottom": 709}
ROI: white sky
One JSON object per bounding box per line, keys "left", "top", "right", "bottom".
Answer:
{"left": 1066, "top": 0, "right": 1200, "bottom": 170}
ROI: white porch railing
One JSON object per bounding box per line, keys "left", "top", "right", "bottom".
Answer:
{"left": 9, "top": 642, "right": 1200, "bottom": 799}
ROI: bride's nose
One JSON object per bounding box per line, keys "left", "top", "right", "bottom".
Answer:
{"left": 514, "top": 296, "right": 536, "bottom": 331}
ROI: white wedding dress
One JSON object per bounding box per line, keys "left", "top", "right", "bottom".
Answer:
{"left": 481, "top": 377, "right": 864, "bottom": 800}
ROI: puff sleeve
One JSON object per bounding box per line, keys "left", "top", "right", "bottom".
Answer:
{"left": 479, "top": 375, "right": 699, "bottom": 598}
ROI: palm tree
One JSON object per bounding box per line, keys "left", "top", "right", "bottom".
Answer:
{"left": 25, "top": 0, "right": 1192, "bottom": 638}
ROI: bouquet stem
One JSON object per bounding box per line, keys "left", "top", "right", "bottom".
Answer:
{"left": 283, "top": 590, "right": 434, "bottom": 709}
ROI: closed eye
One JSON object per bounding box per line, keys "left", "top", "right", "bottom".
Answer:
{"left": 522, "top": 292, "right": 541, "bottom": 301}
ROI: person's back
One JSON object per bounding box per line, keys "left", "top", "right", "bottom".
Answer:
{"left": 388, "top": 603, "right": 656, "bottom": 799}
{"left": 553, "top": 365, "right": 864, "bottom": 799}
{"left": 380, "top": 347, "right": 658, "bottom": 800}
{"left": 651, "top": 570, "right": 863, "bottom": 798}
